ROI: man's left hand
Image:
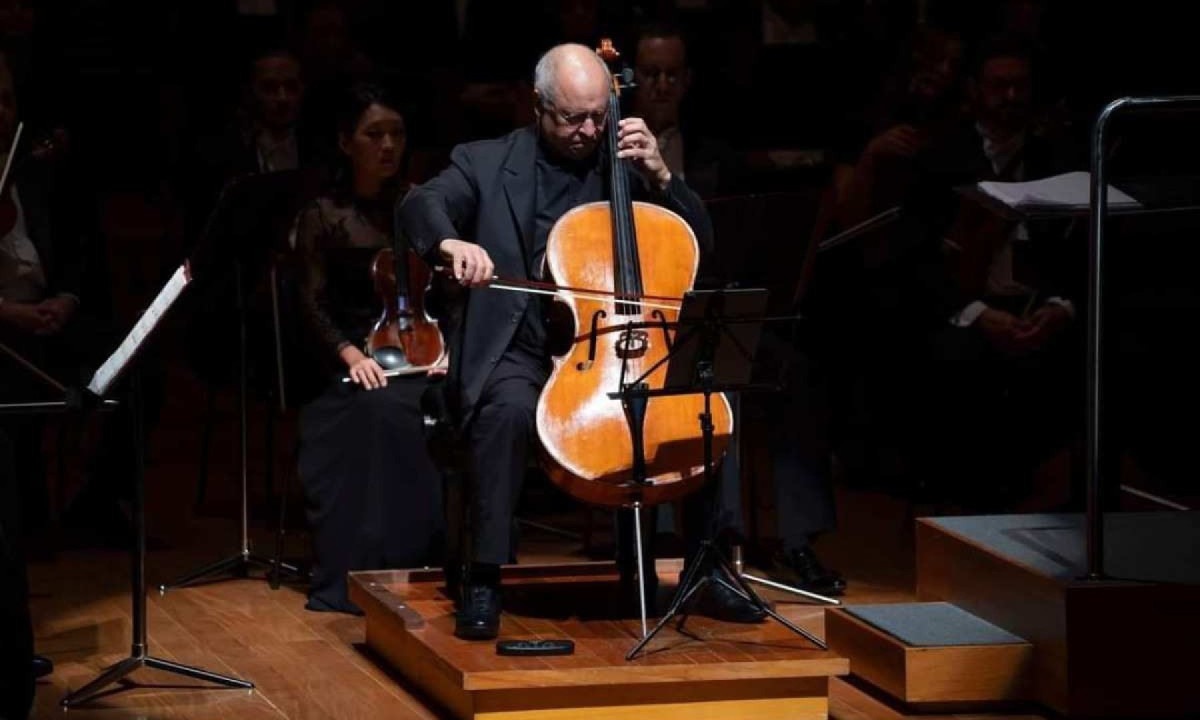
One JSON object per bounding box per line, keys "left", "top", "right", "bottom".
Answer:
{"left": 617, "top": 117, "right": 670, "bottom": 191}
{"left": 36, "top": 296, "right": 77, "bottom": 335}
{"left": 1011, "top": 304, "right": 1070, "bottom": 354}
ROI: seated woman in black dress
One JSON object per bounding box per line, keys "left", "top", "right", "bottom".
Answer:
{"left": 294, "top": 82, "right": 445, "bottom": 614}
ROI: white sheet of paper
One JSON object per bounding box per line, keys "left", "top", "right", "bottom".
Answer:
{"left": 978, "top": 171, "right": 1141, "bottom": 210}
{"left": 87, "top": 263, "right": 190, "bottom": 397}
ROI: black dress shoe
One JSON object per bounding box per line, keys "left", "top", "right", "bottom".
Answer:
{"left": 32, "top": 654, "right": 54, "bottom": 679}
{"left": 455, "top": 584, "right": 501, "bottom": 640}
{"left": 689, "top": 572, "right": 768, "bottom": 624}
{"left": 774, "top": 546, "right": 847, "bottom": 596}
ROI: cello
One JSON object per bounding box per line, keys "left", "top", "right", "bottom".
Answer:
{"left": 534, "top": 39, "right": 734, "bottom": 509}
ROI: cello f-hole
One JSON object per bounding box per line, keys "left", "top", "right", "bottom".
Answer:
{"left": 577, "top": 308, "right": 608, "bottom": 371}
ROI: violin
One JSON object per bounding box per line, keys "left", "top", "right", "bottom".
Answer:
{"left": 365, "top": 240, "right": 447, "bottom": 377}
{"left": 0, "top": 122, "right": 67, "bottom": 237}
{"left": 531, "top": 39, "right": 733, "bottom": 509}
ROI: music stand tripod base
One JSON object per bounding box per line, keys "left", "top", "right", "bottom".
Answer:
{"left": 62, "top": 361, "right": 253, "bottom": 707}
{"left": 62, "top": 651, "right": 253, "bottom": 708}
{"left": 158, "top": 549, "right": 301, "bottom": 594}
{"left": 733, "top": 546, "right": 841, "bottom": 606}
{"left": 625, "top": 538, "right": 827, "bottom": 660}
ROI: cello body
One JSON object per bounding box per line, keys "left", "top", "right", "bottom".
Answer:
{"left": 534, "top": 40, "right": 732, "bottom": 508}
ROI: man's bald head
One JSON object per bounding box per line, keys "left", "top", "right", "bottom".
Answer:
{"left": 533, "top": 43, "right": 610, "bottom": 106}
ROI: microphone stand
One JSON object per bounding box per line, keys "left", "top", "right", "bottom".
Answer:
{"left": 159, "top": 173, "right": 308, "bottom": 593}
{"left": 159, "top": 259, "right": 301, "bottom": 594}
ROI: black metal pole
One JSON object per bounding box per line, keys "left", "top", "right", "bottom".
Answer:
{"left": 131, "top": 369, "right": 148, "bottom": 656}
{"left": 1085, "top": 98, "right": 1120, "bottom": 581}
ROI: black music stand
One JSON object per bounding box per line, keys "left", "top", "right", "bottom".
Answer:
{"left": 608, "top": 288, "right": 826, "bottom": 660}
{"left": 160, "top": 170, "right": 312, "bottom": 593}
{"left": 4, "top": 265, "right": 257, "bottom": 707}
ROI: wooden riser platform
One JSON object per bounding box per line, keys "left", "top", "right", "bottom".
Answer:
{"left": 917, "top": 512, "right": 1200, "bottom": 718}
{"left": 349, "top": 561, "right": 848, "bottom": 720}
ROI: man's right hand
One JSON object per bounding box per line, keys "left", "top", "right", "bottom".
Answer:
{"left": 0, "top": 301, "right": 54, "bottom": 335}
{"left": 438, "top": 238, "right": 494, "bottom": 287}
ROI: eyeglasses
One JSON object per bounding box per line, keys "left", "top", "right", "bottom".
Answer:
{"left": 543, "top": 101, "right": 608, "bottom": 129}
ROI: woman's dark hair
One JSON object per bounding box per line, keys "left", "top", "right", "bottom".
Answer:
{"left": 335, "top": 81, "right": 404, "bottom": 141}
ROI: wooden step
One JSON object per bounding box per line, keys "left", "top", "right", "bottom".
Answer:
{"left": 826, "top": 602, "right": 1032, "bottom": 706}
{"left": 917, "top": 512, "right": 1200, "bottom": 718}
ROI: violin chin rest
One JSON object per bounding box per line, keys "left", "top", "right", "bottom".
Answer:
{"left": 371, "top": 346, "right": 408, "bottom": 370}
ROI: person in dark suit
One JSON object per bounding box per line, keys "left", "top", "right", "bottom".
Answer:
{"left": 0, "top": 51, "right": 123, "bottom": 549}
{"left": 183, "top": 46, "right": 318, "bottom": 258}
{"left": 398, "top": 43, "right": 764, "bottom": 640}
{"left": 897, "top": 34, "right": 1085, "bottom": 508}
{"left": 627, "top": 21, "right": 744, "bottom": 200}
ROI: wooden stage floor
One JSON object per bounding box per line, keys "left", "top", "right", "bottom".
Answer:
{"left": 22, "top": 362, "right": 1058, "bottom": 719}
{"left": 25, "top": 488, "right": 1049, "bottom": 719}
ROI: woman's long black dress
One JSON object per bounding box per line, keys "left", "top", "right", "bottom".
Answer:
{"left": 294, "top": 191, "right": 444, "bottom": 614}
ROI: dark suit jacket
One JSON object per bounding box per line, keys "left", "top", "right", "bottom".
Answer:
{"left": 398, "top": 125, "right": 714, "bottom": 420}
{"left": 898, "top": 122, "right": 1085, "bottom": 326}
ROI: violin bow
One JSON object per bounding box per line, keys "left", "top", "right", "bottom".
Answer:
{"left": 0, "top": 120, "right": 23, "bottom": 198}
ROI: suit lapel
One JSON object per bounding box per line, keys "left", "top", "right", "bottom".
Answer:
{"left": 502, "top": 127, "right": 537, "bottom": 274}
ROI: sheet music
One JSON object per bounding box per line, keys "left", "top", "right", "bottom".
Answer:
{"left": 87, "top": 263, "right": 191, "bottom": 397}
{"left": 978, "top": 171, "right": 1141, "bottom": 211}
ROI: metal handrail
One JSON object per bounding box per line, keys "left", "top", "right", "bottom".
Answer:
{"left": 1086, "top": 95, "right": 1200, "bottom": 580}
